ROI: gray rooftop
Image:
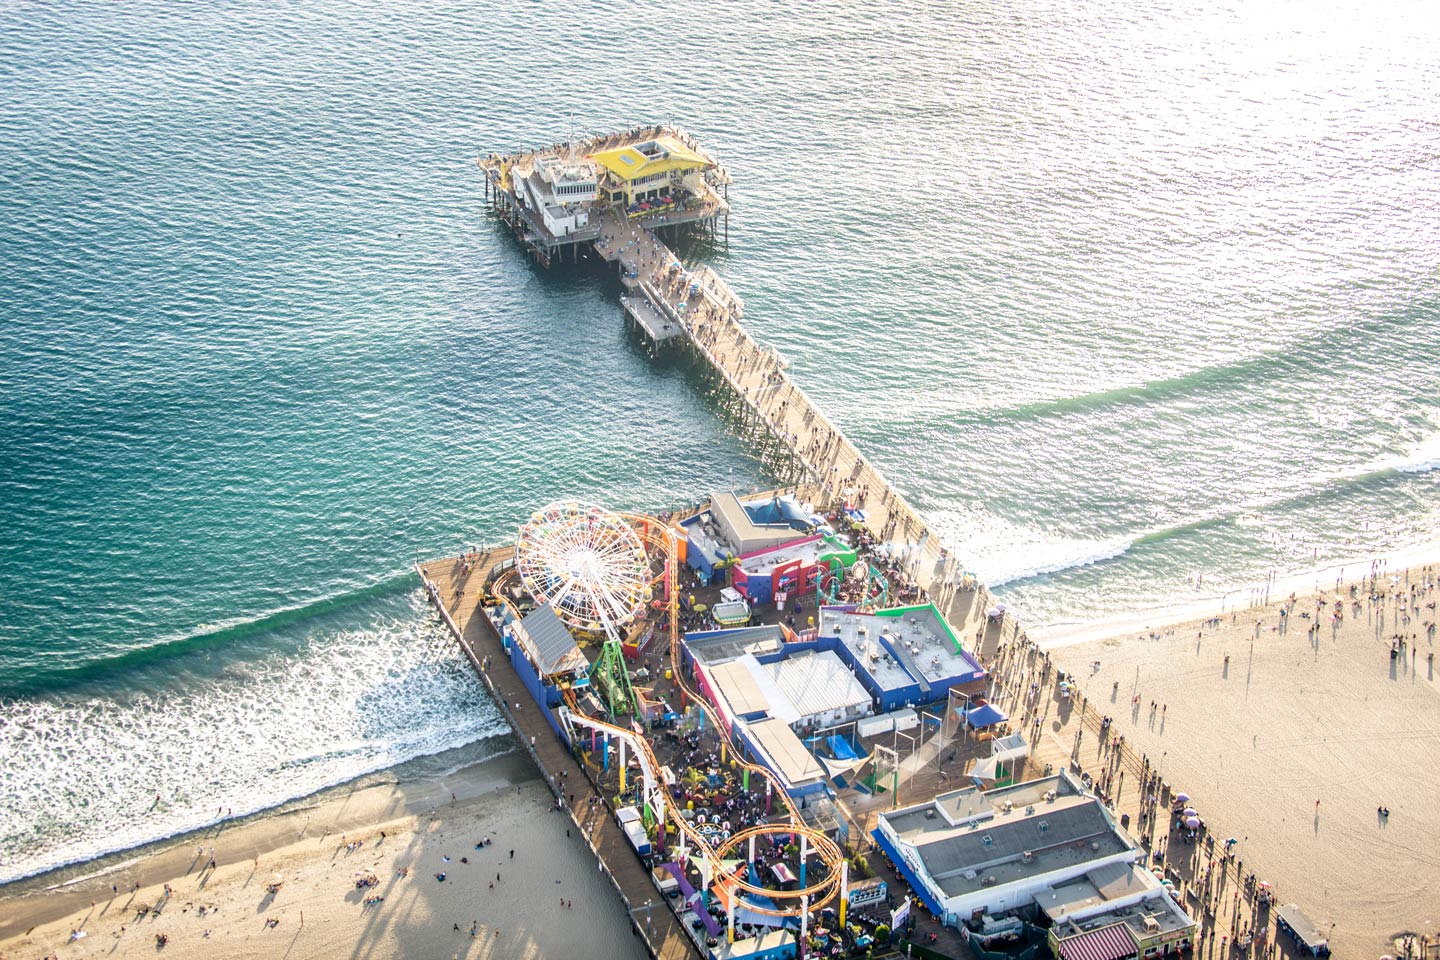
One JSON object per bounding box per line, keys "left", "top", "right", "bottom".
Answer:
{"left": 684, "top": 625, "right": 787, "bottom": 666}
{"left": 875, "top": 606, "right": 983, "bottom": 685}
{"left": 1048, "top": 879, "right": 1197, "bottom": 939}
{"left": 516, "top": 604, "right": 586, "bottom": 677}
{"left": 826, "top": 610, "right": 915, "bottom": 690}
{"left": 881, "top": 773, "right": 1137, "bottom": 899}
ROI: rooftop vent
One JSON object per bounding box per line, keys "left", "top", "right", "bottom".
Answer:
{"left": 1091, "top": 841, "right": 1101, "bottom": 851}
{"left": 1025, "top": 806, "right": 1035, "bottom": 815}
{"left": 1038, "top": 820, "right": 1049, "bottom": 833}
{"left": 963, "top": 869, "right": 978, "bottom": 880}
{"left": 982, "top": 835, "right": 993, "bottom": 846}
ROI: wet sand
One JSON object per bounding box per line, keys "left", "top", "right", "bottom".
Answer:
{"left": 0, "top": 752, "right": 646, "bottom": 960}
{"left": 1043, "top": 561, "right": 1440, "bottom": 959}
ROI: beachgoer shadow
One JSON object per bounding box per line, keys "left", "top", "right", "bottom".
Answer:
{"left": 1222, "top": 660, "right": 1230, "bottom": 680}
{"left": 257, "top": 890, "right": 277, "bottom": 913}
{"left": 1313, "top": 811, "right": 1320, "bottom": 834}
{"left": 1159, "top": 716, "right": 1166, "bottom": 736}
{"left": 1390, "top": 658, "right": 1399, "bottom": 682}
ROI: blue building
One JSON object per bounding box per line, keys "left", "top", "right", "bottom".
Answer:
{"left": 823, "top": 603, "right": 987, "bottom": 712}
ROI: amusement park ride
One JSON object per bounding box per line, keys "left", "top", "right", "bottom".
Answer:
{"left": 815, "top": 556, "right": 889, "bottom": 610}
{"left": 498, "top": 501, "right": 851, "bottom": 940}
{"left": 515, "top": 502, "right": 652, "bottom": 717}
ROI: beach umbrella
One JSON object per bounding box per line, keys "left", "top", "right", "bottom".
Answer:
{"left": 1175, "top": 792, "right": 1191, "bottom": 803}
{"left": 1183, "top": 808, "right": 1198, "bottom": 817}
{"left": 1185, "top": 816, "right": 1201, "bottom": 829}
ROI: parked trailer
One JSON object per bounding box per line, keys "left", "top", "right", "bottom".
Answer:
{"left": 1275, "top": 904, "right": 1330, "bottom": 957}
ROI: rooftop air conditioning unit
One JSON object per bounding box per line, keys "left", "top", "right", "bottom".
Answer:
{"left": 1021, "top": 851, "right": 1034, "bottom": 863}
{"left": 981, "top": 876, "right": 997, "bottom": 887}
{"left": 1025, "top": 806, "right": 1035, "bottom": 815}
{"left": 1143, "top": 917, "right": 1161, "bottom": 933}
{"left": 1045, "top": 791, "right": 1057, "bottom": 802}
{"left": 1002, "top": 800, "right": 1014, "bottom": 813}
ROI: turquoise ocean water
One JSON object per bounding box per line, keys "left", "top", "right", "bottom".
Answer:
{"left": 2, "top": 0, "right": 1437, "bottom": 882}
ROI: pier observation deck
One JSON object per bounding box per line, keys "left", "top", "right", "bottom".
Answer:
{"left": 478, "top": 124, "right": 731, "bottom": 268}
{"left": 475, "top": 123, "right": 1005, "bottom": 661}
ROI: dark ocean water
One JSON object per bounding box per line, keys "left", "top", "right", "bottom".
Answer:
{"left": 2, "top": 0, "right": 1437, "bottom": 881}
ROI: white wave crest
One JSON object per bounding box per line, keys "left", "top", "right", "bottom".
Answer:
{"left": 0, "top": 595, "right": 507, "bottom": 885}
{"left": 1393, "top": 428, "right": 1440, "bottom": 474}
{"left": 926, "top": 505, "right": 1134, "bottom": 588}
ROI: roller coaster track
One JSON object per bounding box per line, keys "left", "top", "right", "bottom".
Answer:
{"left": 488, "top": 514, "right": 847, "bottom": 919}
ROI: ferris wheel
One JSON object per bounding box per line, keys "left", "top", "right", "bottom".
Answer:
{"left": 514, "top": 501, "right": 652, "bottom": 634}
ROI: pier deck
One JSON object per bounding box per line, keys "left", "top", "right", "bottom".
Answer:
{"left": 596, "top": 209, "right": 1006, "bottom": 655}
{"left": 419, "top": 552, "right": 700, "bottom": 960}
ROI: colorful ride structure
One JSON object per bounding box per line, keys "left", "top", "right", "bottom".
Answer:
{"left": 515, "top": 501, "right": 652, "bottom": 717}
{"left": 499, "top": 502, "right": 850, "bottom": 936}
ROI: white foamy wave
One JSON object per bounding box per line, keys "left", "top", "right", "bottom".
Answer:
{"left": 1392, "top": 428, "right": 1440, "bottom": 474}
{"left": 0, "top": 595, "right": 506, "bottom": 885}
{"left": 927, "top": 505, "right": 1134, "bottom": 588}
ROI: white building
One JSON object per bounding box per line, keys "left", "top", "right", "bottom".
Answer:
{"left": 514, "top": 153, "right": 599, "bottom": 238}
{"left": 873, "top": 770, "right": 1149, "bottom": 925}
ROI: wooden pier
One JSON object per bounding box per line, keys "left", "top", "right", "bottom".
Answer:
{"left": 594, "top": 207, "right": 1007, "bottom": 655}
{"left": 477, "top": 124, "right": 729, "bottom": 268}
{"left": 418, "top": 551, "right": 701, "bottom": 960}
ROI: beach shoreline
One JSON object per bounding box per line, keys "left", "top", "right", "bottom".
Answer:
{"left": 0, "top": 746, "right": 646, "bottom": 960}
{"left": 1029, "top": 537, "right": 1440, "bottom": 649}
{"left": 0, "top": 748, "right": 528, "bottom": 938}
{"left": 1037, "top": 555, "right": 1440, "bottom": 959}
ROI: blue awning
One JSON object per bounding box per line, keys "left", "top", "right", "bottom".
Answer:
{"left": 965, "top": 703, "right": 1008, "bottom": 728}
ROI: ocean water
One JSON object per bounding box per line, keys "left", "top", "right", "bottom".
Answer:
{"left": 2, "top": 0, "right": 1438, "bottom": 882}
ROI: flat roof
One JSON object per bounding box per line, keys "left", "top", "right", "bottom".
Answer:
{"left": 1035, "top": 862, "right": 1161, "bottom": 918}
{"left": 880, "top": 773, "right": 1136, "bottom": 899}
{"left": 738, "top": 534, "right": 827, "bottom": 577}
{"left": 589, "top": 135, "right": 709, "bottom": 182}
{"left": 826, "top": 610, "right": 916, "bottom": 691}
{"left": 1048, "top": 882, "right": 1196, "bottom": 941}
{"left": 744, "top": 717, "right": 825, "bottom": 787}
{"left": 707, "top": 659, "right": 772, "bottom": 717}
{"left": 684, "top": 625, "right": 787, "bottom": 666}
{"left": 763, "top": 651, "right": 871, "bottom": 720}
{"left": 708, "top": 491, "right": 802, "bottom": 556}
{"left": 874, "top": 605, "right": 985, "bottom": 685}
{"left": 713, "top": 928, "right": 796, "bottom": 959}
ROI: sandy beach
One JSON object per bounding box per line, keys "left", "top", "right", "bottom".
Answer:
{"left": 0, "top": 751, "right": 646, "bottom": 960}
{"left": 1040, "top": 559, "right": 1440, "bottom": 959}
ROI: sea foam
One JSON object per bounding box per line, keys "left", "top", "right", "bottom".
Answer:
{"left": 0, "top": 592, "right": 506, "bottom": 886}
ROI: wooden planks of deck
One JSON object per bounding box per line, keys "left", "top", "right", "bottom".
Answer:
{"left": 419, "top": 551, "right": 700, "bottom": 960}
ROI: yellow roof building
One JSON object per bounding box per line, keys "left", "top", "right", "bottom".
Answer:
{"left": 587, "top": 135, "right": 712, "bottom": 206}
